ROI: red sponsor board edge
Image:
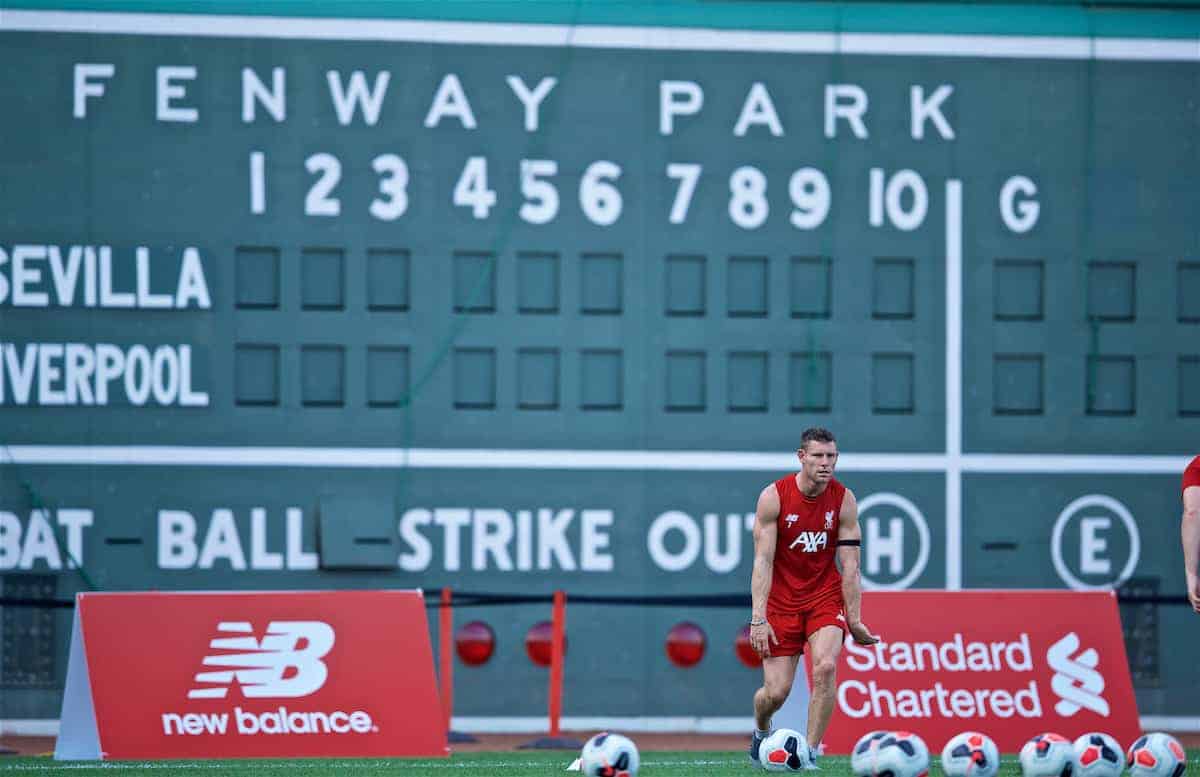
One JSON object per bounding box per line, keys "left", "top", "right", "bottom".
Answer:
{"left": 816, "top": 590, "right": 1140, "bottom": 754}
{"left": 55, "top": 590, "right": 447, "bottom": 760}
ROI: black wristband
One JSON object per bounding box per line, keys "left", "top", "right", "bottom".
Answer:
{"left": 836, "top": 539, "right": 862, "bottom": 547}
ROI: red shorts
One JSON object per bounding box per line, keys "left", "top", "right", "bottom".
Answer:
{"left": 767, "top": 595, "right": 846, "bottom": 656}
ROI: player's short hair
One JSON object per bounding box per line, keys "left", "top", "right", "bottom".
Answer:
{"left": 800, "top": 427, "right": 836, "bottom": 450}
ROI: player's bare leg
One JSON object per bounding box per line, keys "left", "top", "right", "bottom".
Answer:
{"left": 751, "top": 654, "right": 800, "bottom": 761}
{"left": 804, "top": 625, "right": 845, "bottom": 761}
{"left": 754, "top": 653, "right": 800, "bottom": 729}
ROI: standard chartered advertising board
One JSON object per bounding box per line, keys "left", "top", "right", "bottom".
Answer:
{"left": 0, "top": 9, "right": 1197, "bottom": 717}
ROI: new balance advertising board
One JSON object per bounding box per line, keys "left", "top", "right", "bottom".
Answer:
{"left": 818, "top": 590, "right": 1140, "bottom": 754}
{"left": 55, "top": 590, "right": 446, "bottom": 760}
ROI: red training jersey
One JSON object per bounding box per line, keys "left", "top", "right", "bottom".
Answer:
{"left": 767, "top": 474, "right": 846, "bottom": 613}
{"left": 1184, "top": 455, "right": 1200, "bottom": 495}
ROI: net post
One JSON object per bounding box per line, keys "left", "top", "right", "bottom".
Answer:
{"left": 439, "top": 587, "right": 453, "bottom": 733}
{"left": 549, "top": 589, "right": 565, "bottom": 737}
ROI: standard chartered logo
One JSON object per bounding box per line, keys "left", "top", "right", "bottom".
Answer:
{"left": 1046, "top": 632, "right": 1109, "bottom": 717}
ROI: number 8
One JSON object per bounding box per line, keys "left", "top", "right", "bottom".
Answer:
{"left": 729, "top": 166, "right": 768, "bottom": 230}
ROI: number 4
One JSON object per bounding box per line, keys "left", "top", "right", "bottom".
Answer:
{"left": 454, "top": 156, "right": 497, "bottom": 219}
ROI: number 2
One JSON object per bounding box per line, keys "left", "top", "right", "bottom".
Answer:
{"left": 304, "top": 153, "right": 341, "bottom": 217}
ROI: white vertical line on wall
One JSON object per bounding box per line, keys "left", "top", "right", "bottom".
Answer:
{"left": 945, "top": 179, "right": 964, "bottom": 590}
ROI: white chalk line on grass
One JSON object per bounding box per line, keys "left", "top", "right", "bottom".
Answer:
{"left": 4, "top": 756, "right": 1199, "bottom": 772}
{"left": 0, "top": 757, "right": 740, "bottom": 771}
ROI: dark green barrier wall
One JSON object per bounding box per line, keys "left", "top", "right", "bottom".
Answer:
{"left": 1, "top": 1, "right": 1198, "bottom": 723}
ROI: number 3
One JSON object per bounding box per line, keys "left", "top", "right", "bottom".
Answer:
{"left": 370, "top": 154, "right": 409, "bottom": 221}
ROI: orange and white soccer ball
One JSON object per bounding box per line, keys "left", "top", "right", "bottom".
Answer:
{"left": 873, "top": 731, "right": 931, "bottom": 777}
{"left": 1127, "top": 732, "right": 1187, "bottom": 777}
{"left": 1020, "top": 733, "right": 1076, "bottom": 777}
{"left": 1073, "top": 733, "right": 1124, "bottom": 777}
{"left": 942, "top": 731, "right": 1001, "bottom": 777}
{"left": 851, "top": 731, "right": 891, "bottom": 777}
{"left": 579, "top": 732, "right": 639, "bottom": 777}
{"left": 759, "top": 728, "right": 812, "bottom": 772}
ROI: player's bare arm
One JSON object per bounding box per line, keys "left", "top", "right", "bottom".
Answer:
{"left": 750, "top": 483, "right": 781, "bottom": 657}
{"left": 1183, "top": 485, "right": 1200, "bottom": 613}
{"left": 837, "top": 488, "right": 879, "bottom": 645}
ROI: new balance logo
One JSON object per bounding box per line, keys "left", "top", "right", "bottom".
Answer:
{"left": 1047, "top": 632, "right": 1109, "bottom": 717}
{"left": 188, "top": 621, "right": 335, "bottom": 700}
{"left": 789, "top": 531, "right": 828, "bottom": 553}
{"left": 785, "top": 514, "right": 799, "bottom": 528}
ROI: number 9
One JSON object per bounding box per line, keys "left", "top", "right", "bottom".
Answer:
{"left": 789, "top": 167, "right": 830, "bottom": 230}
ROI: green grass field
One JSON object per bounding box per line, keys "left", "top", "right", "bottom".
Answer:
{"left": 1, "top": 750, "right": 1197, "bottom": 776}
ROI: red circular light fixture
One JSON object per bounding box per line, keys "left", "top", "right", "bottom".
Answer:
{"left": 524, "top": 620, "right": 567, "bottom": 666}
{"left": 455, "top": 620, "right": 496, "bottom": 666}
{"left": 735, "top": 624, "right": 762, "bottom": 668}
{"left": 665, "top": 621, "right": 706, "bottom": 667}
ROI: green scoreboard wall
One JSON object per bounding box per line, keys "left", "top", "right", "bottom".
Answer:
{"left": 1, "top": 1, "right": 1198, "bottom": 720}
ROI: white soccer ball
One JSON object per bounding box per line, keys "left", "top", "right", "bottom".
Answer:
{"left": 1073, "top": 733, "right": 1124, "bottom": 777}
{"left": 941, "top": 731, "right": 1001, "bottom": 777}
{"left": 759, "top": 727, "right": 811, "bottom": 772}
{"left": 1021, "top": 733, "right": 1076, "bottom": 777}
{"left": 851, "top": 731, "right": 891, "bottom": 777}
{"left": 579, "top": 732, "right": 640, "bottom": 777}
{"left": 1128, "top": 732, "right": 1187, "bottom": 777}
{"left": 874, "top": 731, "right": 931, "bottom": 777}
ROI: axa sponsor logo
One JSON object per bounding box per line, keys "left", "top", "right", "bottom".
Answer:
{"left": 162, "top": 620, "right": 378, "bottom": 737}
{"left": 1047, "top": 632, "right": 1109, "bottom": 717}
{"left": 789, "top": 530, "right": 828, "bottom": 553}
{"left": 188, "top": 621, "right": 333, "bottom": 699}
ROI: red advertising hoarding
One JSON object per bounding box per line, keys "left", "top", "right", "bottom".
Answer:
{"left": 55, "top": 590, "right": 446, "bottom": 760}
{"left": 818, "top": 590, "right": 1140, "bottom": 754}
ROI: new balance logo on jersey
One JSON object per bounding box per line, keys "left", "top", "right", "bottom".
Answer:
{"left": 789, "top": 531, "right": 828, "bottom": 553}
{"left": 188, "top": 621, "right": 335, "bottom": 700}
{"left": 785, "top": 514, "right": 799, "bottom": 528}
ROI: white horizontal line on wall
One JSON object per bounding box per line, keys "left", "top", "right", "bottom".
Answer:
{"left": 1, "top": 446, "right": 1191, "bottom": 474}
{"left": 1140, "top": 716, "right": 1200, "bottom": 732}
{"left": 8, "top": 716, "right": 1197, "bottom": 737}
{"left": 1093, "top": 38, "right": 1200, "bottom": 61}
{"left": 962, "top": 454, "right": 1190, "bottom": 474}
{"left": 1, "top": 11, "right": 1197, "bottom": 61}
{"left": 452, "top": 716, "right": 753, "bottom": 734}
{"left": 0, "top": 719, "right": 59, "bottom": 737}
{"left": 451, "top": 715, "right": 1200, "bottom": 734}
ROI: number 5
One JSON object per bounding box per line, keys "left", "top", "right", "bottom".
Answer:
{"left": 519, "top": 159, "right": 559, "bottom": 225}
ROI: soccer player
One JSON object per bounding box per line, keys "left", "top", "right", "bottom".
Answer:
{"left": 1182, "top": 454, "right": 1200, "bottom": 613}
{"left": 748, "top": 427, "right": 878, "bottom": 768}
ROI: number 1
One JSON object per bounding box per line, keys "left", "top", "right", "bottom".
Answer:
{"left": 249, "top": 151, "right": 265, "bottom": 214}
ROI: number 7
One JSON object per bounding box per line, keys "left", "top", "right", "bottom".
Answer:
{"left": 666, "top": 163, "right": 702, "bottom": 224}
